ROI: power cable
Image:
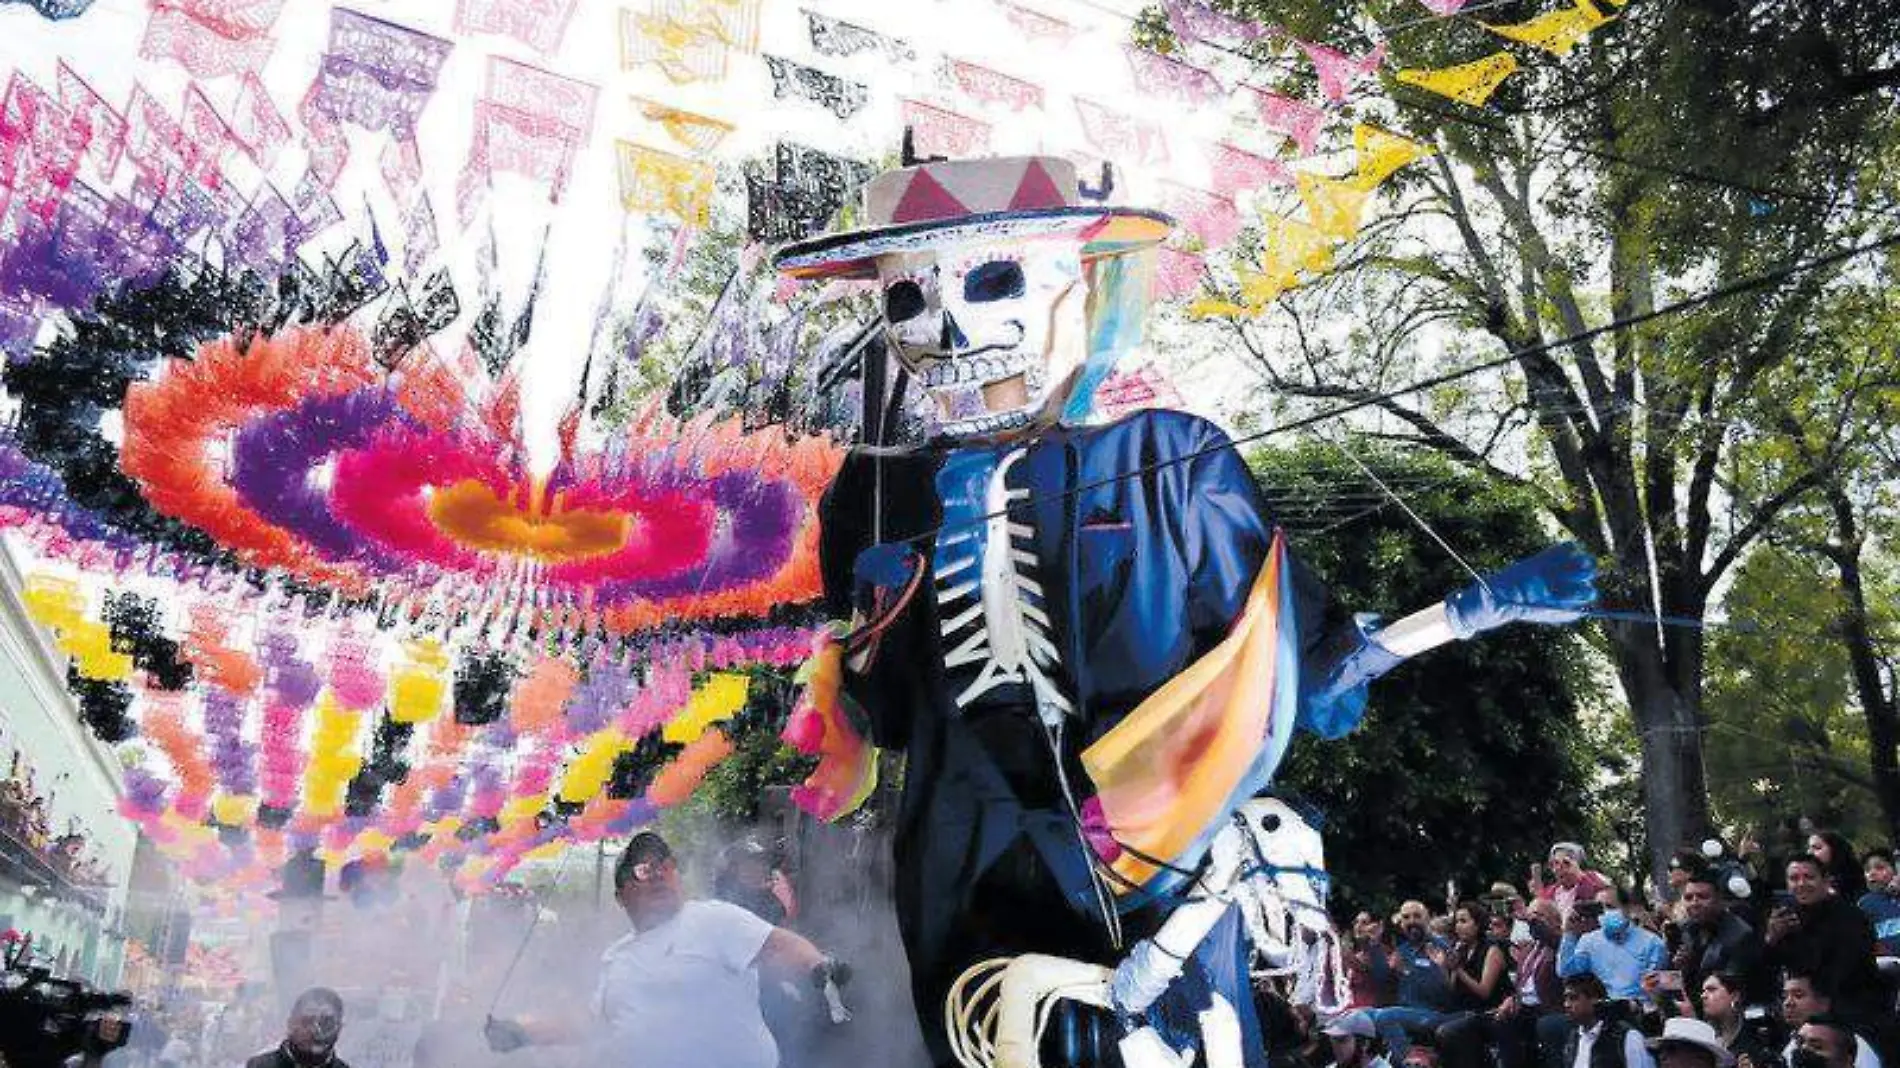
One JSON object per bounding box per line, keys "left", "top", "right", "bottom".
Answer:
{"left": 1043, "top": 0, "right": 1900, "bottom": 223}
{"left": 1394, "top": 95, "right": 1900, "bottom": 223}
{"left": 867, "top": 229, "right": 1900, "bottom": 556}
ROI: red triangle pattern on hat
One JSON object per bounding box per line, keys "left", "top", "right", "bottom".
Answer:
{"left": 890, "top": 168, "right": 970, "bottom": 225}
{"left": 1008, "top": 160, "right": 1067, "bottom": 211}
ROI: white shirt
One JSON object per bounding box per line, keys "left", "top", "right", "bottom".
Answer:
{"left": 1784, "top": 1035, "right": 1884, "bottom": 1068}
{"left": 592, "top": 899, "right": 777, "bottom": 1068}
{"left": 1571, "top": 1021, "right": 1656, "bottom": 1068}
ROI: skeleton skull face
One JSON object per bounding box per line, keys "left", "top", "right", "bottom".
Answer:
{"left": 875, "top": 239, "right": 1087, "bottom": 434}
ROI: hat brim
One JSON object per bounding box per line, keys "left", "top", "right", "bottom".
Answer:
{"left": 1648, "top": 1039, "right": 1735, "bottom": 1067}
{"left": 774, "top": 207, "right": 1174, "bottom": 281}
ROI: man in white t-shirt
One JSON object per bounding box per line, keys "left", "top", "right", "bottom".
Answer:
{"left": 486, "top": 831, "right": 848, "bottom": 1068}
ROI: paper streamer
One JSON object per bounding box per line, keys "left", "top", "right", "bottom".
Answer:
{"left": 617, "top": 142, "right": 715, "bottom": 226}
{"left": 1353, "top": 124, "right": 1433, "bottom": 188}
{"left": 633, "top": 97, "right": 735, "bottom": 153}
{"left": 943, "top": 58, "right": 1044, "bottom": 112}
{"left": 1297, "top": 172, "right": 1370, "bottom": 241}
{"left": 1248, "top": 88, "right": 1327, "bottom": 156}
{"left": 1484, "top": 0, "right": 1613, "bottom": 57}
{"left": 454, "top": 0, "right": 579, "bottom": 55}
{"left": 1164, "top": 0, "right": 1271, "bottom": 47}
{"left": 620, "top": 0, "right": 762, "bottom": 84}
{"left": 1074, "top": 97, "right": 1168, "bottom": 165}
{"left": 901, "top": 98, "right": 991, "bottom": 159}
{"left": 661, "top": 672, "right": 750, "bottom": 744}
{"left": 1209, "top": 141, "right": 1295, "bottom": 199}
{"left": 1395, "top": 52, "right": 1521, "bottom": 107}
{"left": 805, "top": 8, "right": 913, "bottom": 62}
{"left": 54, "top": 61, "right": 125, "bottom": 178}
{"left": 140, "top": 0, "right": 285, "bottom": 80}
{"left": 763, "top": 56, "right": 868, "bottom": 120}
{"left": 1296, "top": 40, "right": 1386, "bottom": 103}
{"left": 229, "top": 72, "right": 290, "bottom": 168}
{"left": 1159, "top": 181, "right": 1241, "bottom": 250}
{"left": 998, "top": 2, "right": 1078, "bottom": 42}
{"left": 1124, "top": 46, "right": 1226, "bottom": 104}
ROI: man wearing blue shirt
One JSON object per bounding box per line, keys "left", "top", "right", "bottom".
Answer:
{"left": 1558, "top": 886, "right": 1667, "bottom": 1001}
{"left": 1368, "top": 900, "right": 1456, "bottom": 1057}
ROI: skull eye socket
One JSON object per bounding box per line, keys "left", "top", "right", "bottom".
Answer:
{"left": 964, "top": 260, "right": 1025, "bottom": 303}
{"left": 1261, "top": 814, "right": 1282, "bottom": 833}
{"left": 885, "top": 280, "right": 927, "bottom": 323}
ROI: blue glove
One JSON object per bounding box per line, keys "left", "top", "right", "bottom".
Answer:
{"left": 1445, "top": 542, "right": 1598, "bottom": 639}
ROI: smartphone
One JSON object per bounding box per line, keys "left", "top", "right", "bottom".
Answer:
{"left": 1772, "top": 890, "right": 1796, "bottom": 910}
{"left": 1509, "top": 919, "right": 1533, "bottom": 945}
{"left": 1656, "top": 970, "right": 1683, "bottom": 992}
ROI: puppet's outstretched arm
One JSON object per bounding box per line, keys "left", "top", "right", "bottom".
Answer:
{"left": 1302, "top": 542, "right": 1598, "bottom": 738}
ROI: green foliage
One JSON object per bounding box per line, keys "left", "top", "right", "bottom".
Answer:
{"left": 1255, "top": 441, "right": 1601, "bottom": 915}
{"left": 1705, "top": 547, "right": 1885, "bottom": 845}
{"left": 693, "top": 727, "right": 817, "bottom": 823}
{"left": 1176, "top": 0, "right": 1900, "bottom": 874}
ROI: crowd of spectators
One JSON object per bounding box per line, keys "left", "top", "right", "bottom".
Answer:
{"left": 1268, "top": 834, "right": 1900, "bottom": 1068}
{"left": 0, "top": 750, "right": 113, "bottom": 888}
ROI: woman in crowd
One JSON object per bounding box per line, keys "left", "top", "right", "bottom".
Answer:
{"left": 1807, "top": 830, "right": 1867, "bottom": 900}
{"left": 1431, "top": 901, "right": 1512, "bottom": 1068}
{"left": 1345, "top": 912, "right": 1393, "bottom": 1010}
{"left": 1441, "top": 901, "right": 1511, "bottom": 1011}
{"left": 1696, "top": 972, "right": 1781, "bottom": 1068}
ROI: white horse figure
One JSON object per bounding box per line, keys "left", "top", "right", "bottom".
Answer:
{"left": 945, "top": 797, "right": 1332, "bottom": 1068}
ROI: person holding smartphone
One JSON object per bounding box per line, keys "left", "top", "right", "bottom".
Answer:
{"left": 1668, "top": 869, "right": 1771, "bottom": 1010}
{"left": 1762, "top": 856, "right": 1881, "bottom": 1020}
{"left": 1559, "top": 887, "right": 1667, "bottom": 1002}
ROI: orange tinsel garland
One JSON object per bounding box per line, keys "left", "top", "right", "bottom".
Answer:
{"left": 645, "top": 730, "right": 734, "bottom": 807}
{"left": 119, "top": 325, "right": 378, "bottom": 590}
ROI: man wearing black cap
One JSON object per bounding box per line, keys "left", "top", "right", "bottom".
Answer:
{"left": 485, "top": 831, "right": 848, "bottom": 1068}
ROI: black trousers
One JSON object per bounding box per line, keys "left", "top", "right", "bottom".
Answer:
{"left": 1436, "top": 1005, "right": 1561, "bottom": 1068}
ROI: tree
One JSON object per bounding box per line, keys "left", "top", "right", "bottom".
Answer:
{"left": 1702, "top": 546, "right": 1884, "bottom": 845}
{"left": 1256, "top": 441, "right": 1600, "bottom": 914}
{"left": 1179, "top": 0, "right": 1900, "bottom": 876}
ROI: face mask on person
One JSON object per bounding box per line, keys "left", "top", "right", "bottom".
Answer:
{"left": 1599, "top": 909, "right": 1629, "bottom": 938}
{"left": 1791, "top": 1049, "right": 1829, "bottom": 1068}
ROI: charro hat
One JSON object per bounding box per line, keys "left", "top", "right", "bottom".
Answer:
{"left": 1648, "top": 1017, "right": 1735, "bottom": 1067}
{"left": 773, "top": 155, "right": 1173, "bottom": 281}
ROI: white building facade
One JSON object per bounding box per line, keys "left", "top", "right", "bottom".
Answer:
{"left": 0, "top": 544, "right": 135, "bottom": 987}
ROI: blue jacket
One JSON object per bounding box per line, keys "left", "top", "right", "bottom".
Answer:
{"left": 1370, "top": 933, "right": 1454, "bottom": 1010}
{"left": 1558, "top": 923, "right": 1667, "bottom": 998}
{"left": 1856, "top": 889, "right": 1900, "bottom": 955}
{"left": 820, "top": 411, "right": 1382, "bottom": 1067}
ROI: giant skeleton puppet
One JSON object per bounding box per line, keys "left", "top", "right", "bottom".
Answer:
{"left": 773, "top": 155, "right": 1597, "bottom": 1068}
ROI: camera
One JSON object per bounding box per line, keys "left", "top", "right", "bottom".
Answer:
{"left": 0, "top": 964, "right": 135, "bottom": 1068}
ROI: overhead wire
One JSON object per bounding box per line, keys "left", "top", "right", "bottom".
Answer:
{"left": 1042, "top": 0, "right": 1900, "bottom": 224}
{"left": 867, "top": 229, "right": 1900, "bottom": 561}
